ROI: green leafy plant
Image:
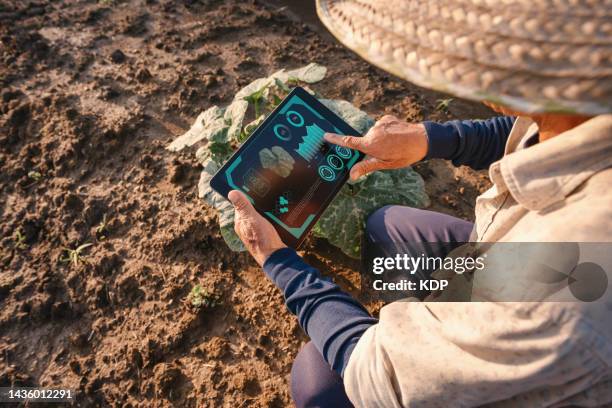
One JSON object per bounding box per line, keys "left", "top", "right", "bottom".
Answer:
{"left": 13, "top": 229, "right": 27, "bottom": 250}
{"left": 168, "top": 63, "right": 429, "bottom": 257}
{"left": 188, "top": 284, "right": 218, "bottom": 309}
{"left": 61, "top": 243, "right": 93, "bottom": 267}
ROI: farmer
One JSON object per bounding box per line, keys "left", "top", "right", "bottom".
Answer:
{"left": 228, "top": 0, "right": 612, "bottom": 407}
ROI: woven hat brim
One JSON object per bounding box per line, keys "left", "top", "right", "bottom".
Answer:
{"left": 316, "top": 0, "right": 612, "bottom": 115}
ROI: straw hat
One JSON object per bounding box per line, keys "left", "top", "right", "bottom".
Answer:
{"left": 316, "top": 0, "right": 612, "bottom": 115}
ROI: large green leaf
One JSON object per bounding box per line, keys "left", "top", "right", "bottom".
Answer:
{"left": 313, "top": 168, "right": 429, "bottom": 258}
{"left": 198, "top": 159, "right": 230, "bottom": 224}
{"left": 197, "top": 158, "right": 245, "bottom": 251}
{"left": 224, "top": 100, "right": 249, "bottom": 142}
{"left": 167, "top": 106, "right": 226, "bottom": 151}
{"left": 234, "top": 77, "right": 274, "bottom": 102}
{"left": 233, "top": 63, "right": 326, "bottom": 102}
{"left": 242, "top": 115, "right": 265, "bottom": 141}
{"left": 285, "top": 63, "right": 327, "bottom": 83}
{"left": 320, "top": 99, "right": 374, "bottom": 134}
{"left": 220, "top": 225, "right": 246, "bottom": 252}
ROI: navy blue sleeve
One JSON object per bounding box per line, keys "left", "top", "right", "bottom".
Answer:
{"left": 263, "top": 247, "right": 377, "bottom": 376}
{"left": 423, "top": 116, "right": 516, "bottom": 170}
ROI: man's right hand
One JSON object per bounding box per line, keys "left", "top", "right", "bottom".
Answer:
{"left": 324, "top": 115, "right": 428, "bottom": 180}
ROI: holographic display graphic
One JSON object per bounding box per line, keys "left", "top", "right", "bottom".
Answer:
{"left": 243, "top": 168, "right": 270, "bottom": 197}
{"left": 274, "top": 124, "right": 292, "bottom": 141}
{"left": 335, "top": 145, "right": 352, "bottom": 159}
{"left": 286, "top": 110, "right": 305, "bottom": 127}
{"left": 327, "top": 154, "right": 344, "bottom": 170}
{"left": 259, "top": 146, "right": 295, "bottom": 178}
{"left": 277, "top": 195, "right": 289, "bottom": 214}
{"left": 318, "top": 165, "right": 336, "bottom": 182}
{"left": 295, "top": 123, "right": 326, "bottom": 161}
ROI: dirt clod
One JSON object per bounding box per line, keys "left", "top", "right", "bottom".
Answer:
{"left": 153, "top": 362, "right": 184, "bottom": 399}
{"left": 135, "top": 67, "right": 152, "bottom": 82}
{"left": 110, "top": 49, "right": 126, "bottom": 64}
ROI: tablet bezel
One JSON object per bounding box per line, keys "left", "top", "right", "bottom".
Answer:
{"left": 209, "top": 86, "right": 364, "bottom": 249}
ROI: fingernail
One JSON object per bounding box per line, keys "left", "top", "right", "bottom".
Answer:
{"left": 228, "top": 190, "right": 239, "bottom": 204}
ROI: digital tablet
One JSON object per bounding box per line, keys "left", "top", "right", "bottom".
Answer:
{"left": 210, "top": 86, "right": 364, "bottom": 248}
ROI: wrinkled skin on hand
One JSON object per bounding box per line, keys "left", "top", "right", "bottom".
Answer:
{"left": 228, "top": 190, "right": 287, "bottom": 266}
{"left": 324, "top": 115, "right": 428, "bottom": 180}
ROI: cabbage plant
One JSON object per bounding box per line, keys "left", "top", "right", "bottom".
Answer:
{"left": 168, "top": 63, "right": 429, "bottom": 258}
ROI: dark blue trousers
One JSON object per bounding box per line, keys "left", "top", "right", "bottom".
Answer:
{"left": 290, "top": 206, "right": 474, "bottom": 408}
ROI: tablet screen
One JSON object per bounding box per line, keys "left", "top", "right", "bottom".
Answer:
{"left": 210, "top": 87, "right": 364, "bottom": 248}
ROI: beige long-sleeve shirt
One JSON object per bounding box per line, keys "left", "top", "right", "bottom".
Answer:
{"left": 344, "top": 115, "right": 612, "bottom": 407}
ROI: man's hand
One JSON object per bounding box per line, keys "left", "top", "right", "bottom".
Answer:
{"left": 324, "top": 115, "right": 428, "bottom": 180}
{"left": 228, "top": 190, "right": 287, "bottom": 266}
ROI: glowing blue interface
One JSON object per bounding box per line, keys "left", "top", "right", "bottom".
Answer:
{"left": 212, "top": 89, "right": 362, "bottom": 244}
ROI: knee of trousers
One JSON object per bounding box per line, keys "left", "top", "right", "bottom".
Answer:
{"left": 290, "top": 342, "right": 350, "bottom": 408}
{"left": 365, "top": 205, "right": 423, "bottom": 242}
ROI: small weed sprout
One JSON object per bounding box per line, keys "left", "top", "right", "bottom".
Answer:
{"left": 435, "top": 98, "right": 454, "bottom": 112}
{"left": 27, "top": 171, "right": 42, "bottom": 182}
{"left": 188, "top": 284, "right": 218, "bottom": 309}
{"left": 61, "top": 243, "right": 94, "bottom": 267}
{"left": 96, "top": 214, "right": 108, "bottom": 240}
{"left": 13, "top": 229, "right": 27, "bottom": 250}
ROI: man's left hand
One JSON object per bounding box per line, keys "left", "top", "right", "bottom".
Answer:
{"left": 228, "top": 190, "right": 287, "bottom": 266}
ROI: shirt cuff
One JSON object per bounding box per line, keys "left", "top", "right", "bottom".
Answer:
{"left": 423, "top": 121, "right": 459, "bottom": 161}
{"left": 263, "top": 247, "right": 301, "bottom": 281}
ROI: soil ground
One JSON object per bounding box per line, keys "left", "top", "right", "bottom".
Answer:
{"left": 0, "top": 1, "right": 495, "bottom": 406}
